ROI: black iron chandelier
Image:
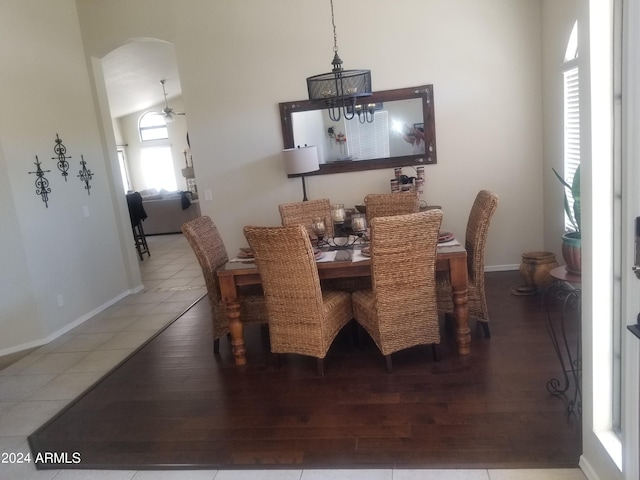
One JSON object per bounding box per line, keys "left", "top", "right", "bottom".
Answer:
{"left": 306, "top": 0, "right": 372, "bottom": 122}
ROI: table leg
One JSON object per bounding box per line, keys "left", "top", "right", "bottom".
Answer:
{"left": 219, "top": 276, "right": 247, "bottom": 366}
{"left": 449, "top": 255, "right": 471, "bottom": 355}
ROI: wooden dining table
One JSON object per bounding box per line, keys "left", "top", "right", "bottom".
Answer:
{"left": 217, "top": 244, "right": 470, "bottom": 366}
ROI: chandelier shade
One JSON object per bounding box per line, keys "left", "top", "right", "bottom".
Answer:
{"left": 306, "top": 0, "right": 372, "bottom": 122}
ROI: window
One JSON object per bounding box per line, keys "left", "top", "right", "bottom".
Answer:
{"left": 139, "top": 112, "right": 168, "bottom": 142}
{"left": 117, "top": 148, "right": 131, "bottom": 193}
{"left": 140, "top": 146, "right": 177, "bottom": 191}
{"left": 563, "top": 21, "right": 580, "bottom": 232}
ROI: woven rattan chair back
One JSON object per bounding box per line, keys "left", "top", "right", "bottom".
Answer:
{"left": 244, "top": 224, "right": 353, "bottom": 373}
{"left": 436, "top": 190, "right": 498, "bottom": 337}
{"left": 279, "top": 198, "right": 335, "bottom": 238}
{"left": 182, "top": 216, "right": 266, "bottom": 353}
{"left": 182, "top": 216, "right": 228, "bottom": 305}
{"left": 465, "top": 190, "right": 499, "bottom": 287}
{"left": 364, "top": 191, "right": 420, "bottom": 224}
{"left": 352, "top": 210, "right": 442, "bottom": 372}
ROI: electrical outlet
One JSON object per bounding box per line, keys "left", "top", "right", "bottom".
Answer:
{"left": 204, "top": 189, "right": 212, "bottom": 201}
{"left": 82, "top": 205, "right": 90, "bottom": 218}
{"left": 57, "top": 294, "right": 64, "bottom": 307}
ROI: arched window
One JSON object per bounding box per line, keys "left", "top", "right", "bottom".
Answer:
{"left": 562, "top": 21, "right": 579, "bottom": 232}
{"left": 138, "top": 112, "right": 168, "bottom": 142}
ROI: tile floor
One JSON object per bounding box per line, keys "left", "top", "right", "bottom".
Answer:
{"left": 0, "top": 234, "right": 587, "bottom": 480}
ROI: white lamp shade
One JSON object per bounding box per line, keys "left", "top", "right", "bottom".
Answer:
{"left": 283, "top": 146, "right": 320, "bottom": 175}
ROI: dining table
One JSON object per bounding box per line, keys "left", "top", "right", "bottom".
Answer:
{"left": 217, "top": 243, "right": 470, "bottom": 366}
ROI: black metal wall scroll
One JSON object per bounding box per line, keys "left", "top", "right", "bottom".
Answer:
{"left": 77, "top": 155, "right": 93, "bottom": 195}
{"left": 28, "top": 156, "right": 52, "bottom": 207}
{"left": 52, "top": 133, "right": 71, "bottom": 181}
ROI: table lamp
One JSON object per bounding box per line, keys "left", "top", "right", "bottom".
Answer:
{"left": 283, "top": 145, "right": 320, "bottom": 201}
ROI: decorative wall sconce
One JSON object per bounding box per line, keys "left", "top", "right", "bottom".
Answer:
{"left": 306, "top": 0, "right": 372, "bottom": 122}
{"left": 52, "top": 133, "right": 71, "bottom": 181}
{"left": 77, "top": 155, "right": 93, "bottom": 195}
{"left": 28, "top": 156, "right": 52, "bottom": 207}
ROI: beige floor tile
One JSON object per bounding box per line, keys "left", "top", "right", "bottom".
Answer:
{"left": 145, "top": 300, "right": 193, "bottom": 316}
{"left": 53, "top": 333, "right": 115, "bottom": 353}
{"left": 215, "top": 471, "right": 306, "bottom": 480}
{"left": 0, "top": 400, "right": 67, "bottom": 436}
{"left": 396, "top": 470, "right": 490, "bottom": 480}
{"left": 75, "top": 315, "right": 139, "bottom": 334}
{"left": 96, "top": 330, "right": 157, "bottom": 350}
{"left": 25, "top": 372, "right": 103, "bottom": 401}
{"left": 301, "top": 470, "right": 393, "bottom": 480}
{"left": 120, "top": 290, "right": 178, "bottom": 304}
{"left": 132, "top": 471, "right": 217, "bottom": 480}
{"left": 0, "top": 352, "right": 46, "bottom": 375}
{"left": 52, "top": 469, "right": 137, "bottom": 479}
{"left": 124, "top": 314, "right": 176, "bottom": 332}
{"left": 488, "top": 469, "right": 587, "bottom": 480}
{"left": 0, "top": 374, "right": 56, "bottom": 402}
{"left": 65, "top": 348, "right": 134, "bottom": 373}
{"left": 16, "top": 352, "right": 89, "bottom": 375}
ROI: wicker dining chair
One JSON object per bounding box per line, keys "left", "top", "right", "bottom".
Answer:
{"left": 436, "top": 190, "right": 499, "bottom": 338}
{"left": 364, "top": 191, "right": 420, "bottom": 225}
{"left": 182, "top": 216, "right": 267, "bottom": 354}
{"left": 244, "top": 224, "right": 353, "bottom": 375}
{"left": 279, "top": 198, "right": 369, "bottom": 293}
{"left": 279, "top": 198, "right": 335, "bottom": 238}
{"left": 352, "top": 210, "right": 443, "bottom": 373}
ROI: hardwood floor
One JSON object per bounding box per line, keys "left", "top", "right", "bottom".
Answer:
{"left": 29, "top": 271, "right": 581, "bottom": 470}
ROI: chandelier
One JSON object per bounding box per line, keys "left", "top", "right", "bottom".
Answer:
{"left": 306, "top": 0, "right": 372, "bottom": 122}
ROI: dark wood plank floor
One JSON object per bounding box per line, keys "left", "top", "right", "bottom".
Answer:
{"left": 29, "top": 271, "right": 581, "bottom": 470}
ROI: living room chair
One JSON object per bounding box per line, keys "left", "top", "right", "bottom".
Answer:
{"left": 436, "top": 189, "right": 499, "bottom": 338}
{"left": 352, "top": 210, "right": 443, "bottom": 373}
{"left": 364, "top": 191, "right": 420, "bottom": 225}
{"left": 278, "top": 198, "right": 335, "bottom": 238}
{"left": 243, "top": 224, "right": 353, "bottom": 375}
{"left": 182, "top": 216, "right": 267, "bottom": 354}
{"left": 125, "top": 192, "right": 150, "bottom": 261}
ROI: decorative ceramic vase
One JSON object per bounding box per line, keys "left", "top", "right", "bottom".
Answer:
{"left": 562, "top": 232, "right": 581, "bottom": 275}
{"left": 519, "top": 251, "right": 560, "bottom": 290}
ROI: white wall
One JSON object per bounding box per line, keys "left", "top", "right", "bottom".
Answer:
{"left": 0, "top": 0, "right": 139, "bottom": 354}
{"left": 76, "top": 0, "right": 545, "bottom": 271}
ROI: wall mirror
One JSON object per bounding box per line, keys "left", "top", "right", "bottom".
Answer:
{"left": 279, "top": 85, "right": 436, "bottom": 177}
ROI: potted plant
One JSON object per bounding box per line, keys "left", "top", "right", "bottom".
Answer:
{"left": 553, "top": 164, "right": 581, "bottom": 275}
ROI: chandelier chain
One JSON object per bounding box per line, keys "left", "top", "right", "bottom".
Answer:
{"left": 330, "top": 0, "right": 338, "bottom": 54}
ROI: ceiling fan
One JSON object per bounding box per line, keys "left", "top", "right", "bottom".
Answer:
{"left": 154, "top": 79, "right": 185, "bottom": 122}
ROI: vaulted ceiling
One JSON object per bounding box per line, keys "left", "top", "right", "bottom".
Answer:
{"left": 101, "top": 40, "right": 182, "bottom": 119}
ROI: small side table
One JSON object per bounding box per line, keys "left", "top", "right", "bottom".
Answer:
{"left": 543, "top": 266, "right": 582, "bottom": 416}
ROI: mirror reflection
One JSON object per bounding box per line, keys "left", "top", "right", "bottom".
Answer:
{"left": 291, "top": 98, "right": 424, "bottom": 163}
{"left": 280, "top": 85, "right": 436, "bottom": 176}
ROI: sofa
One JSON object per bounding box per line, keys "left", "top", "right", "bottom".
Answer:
{"left": 138, "top": 190, "right": 201, "bottom": 235}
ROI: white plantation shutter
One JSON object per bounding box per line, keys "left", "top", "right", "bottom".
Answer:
{"left": 563, "top": 65, "right": 580, "bottom": 231}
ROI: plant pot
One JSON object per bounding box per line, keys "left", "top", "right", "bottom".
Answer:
{"left": 562, "top": 232, "right": 581, "bottom": 275}
{"left": 519, "top": 251, "right": 559, "bottom": 291}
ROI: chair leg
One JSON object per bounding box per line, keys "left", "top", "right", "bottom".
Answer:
{"left": 432, "top": 344, "right": 440, "bottom": 361}
{"left": 385, "top": 355, "right": 393, "bottom": 374}
{"left": 480, "top": 321, "right": 491, "bottom": 338}
{"left": 316, "top": 358, "right": 325, "bottom": 376}
{"left": 213, "top": 338, "right": 220, "bottom": 354}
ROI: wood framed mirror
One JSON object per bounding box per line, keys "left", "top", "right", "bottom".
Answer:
{"left": 279, "top": 85, "right": 436, "bottom": 177}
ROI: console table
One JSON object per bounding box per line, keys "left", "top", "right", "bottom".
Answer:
{"left": 543, "top": 266, "right": 582, "bottom": 416}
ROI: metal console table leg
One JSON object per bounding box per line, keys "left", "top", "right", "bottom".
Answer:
{"left": 543, "top": 265, "right": 581, "bottom": 417}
